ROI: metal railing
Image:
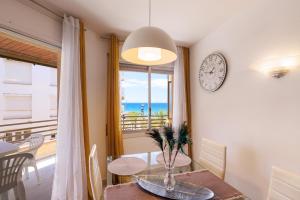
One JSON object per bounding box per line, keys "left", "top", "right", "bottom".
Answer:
{"left": 121, "top": 114, "right": 168, "bottom": 131}
{"left": 0, "top": 119, "right": 57, "bottom": 143}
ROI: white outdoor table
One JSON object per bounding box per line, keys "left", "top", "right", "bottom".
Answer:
{"left": 0, "top": 141, "right": 19, "bottom": 157}
{"left": 108, "top": 157, "right": 147, "bottom": 176}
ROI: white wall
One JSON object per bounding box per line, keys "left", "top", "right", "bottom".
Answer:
{"left": 85, "top": 29, "right": 108, "bottom": 178}
{"left": 190, "top": 0, "right": 300, "bottom": 199}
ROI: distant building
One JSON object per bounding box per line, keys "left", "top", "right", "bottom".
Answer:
{"left": 0, "top": 58, "right": 57, "bottom": 125}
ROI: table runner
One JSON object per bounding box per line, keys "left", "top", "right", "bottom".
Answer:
{"left": 104, "top": 170, "right": 244, "bottom": 200}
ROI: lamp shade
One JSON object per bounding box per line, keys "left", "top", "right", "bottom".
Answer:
{"left": 121, "top": 26, "right": 177, "bottom": 66}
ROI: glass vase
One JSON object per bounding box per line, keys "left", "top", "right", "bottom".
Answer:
{"left": 163, "top": 147, "right": 176, "bottom": 191}
{"left": 164, "top": 163, "right": 176, "bottom": 191}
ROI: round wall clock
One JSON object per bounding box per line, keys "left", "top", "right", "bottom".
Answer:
{"left": 198, "top": 53, "right": 227, "bottom": 92}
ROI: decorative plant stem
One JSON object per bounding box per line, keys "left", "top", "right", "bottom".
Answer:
{"left": 148, "top": 122, "right": 192, "bottom": 191}
{"left": 168, "top": 146, "right": 172, "bottom": 168}
{"left": 171, "top": 148, "right": 180, "bottom": 167}
{"left": 162, "top": 147, "right": 167, "bottom": 166}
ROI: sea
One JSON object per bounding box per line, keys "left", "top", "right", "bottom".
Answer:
{"left": 121, "top": 103, "right": 168, "bottom": 115}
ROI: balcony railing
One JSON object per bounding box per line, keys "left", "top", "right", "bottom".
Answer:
{"left": 0, "top": 119, "right": 57, "bottom": 143}
{"left": 121, "top": 114, "right": 168, "bottom": 131}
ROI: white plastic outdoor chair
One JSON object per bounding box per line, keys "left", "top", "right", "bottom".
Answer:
{"left": 0, "top": 153, "right": 33, "bottom": 200}
{"left": 89, "top": 144, "right": 102, "bottom": 200}
{"left": 22, "top": 134, "right": 44, "bottom": 184}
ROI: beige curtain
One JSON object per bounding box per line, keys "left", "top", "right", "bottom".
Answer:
{"left": 79, "top": 21, "right": 92, "bottom": 199}
{"left": 182, "top": 47, "right": 193, "bottom": 158}
{"left": 107, "top": 34, "right": 124, "bottom": 159}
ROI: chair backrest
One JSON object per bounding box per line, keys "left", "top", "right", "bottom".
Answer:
{"left": 89, "top": 144, "right": 102, "bottom": 200}
{"left": 267, "top": 166, "right": 300, "bottom": 200}
{"left": 199, "top": 138, "right": 227, "bottom": 180}
{"left": 26, "top": 134, "right": 45, "bottom": 156}
{"left": 0, "top": 153, "right": 33, "bottom": 193}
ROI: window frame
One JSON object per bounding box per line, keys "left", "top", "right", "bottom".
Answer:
{"left": 120, "top": 63, "right": 173, "bottom": 133}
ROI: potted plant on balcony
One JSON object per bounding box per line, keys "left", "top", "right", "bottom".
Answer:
{"left": 148, "top": 122, "right": 192, "bottom": 191}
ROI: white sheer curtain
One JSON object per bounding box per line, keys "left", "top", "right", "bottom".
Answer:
{"left": 172, "top": 47, "right": 187, "bottom": 131}
{"left": 51, "top": 15, "right": 88, "bottom": 200}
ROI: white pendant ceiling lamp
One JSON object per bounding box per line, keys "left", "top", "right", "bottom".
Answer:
{"left": 121, "top": 0, "right": 177, "bottom": 66}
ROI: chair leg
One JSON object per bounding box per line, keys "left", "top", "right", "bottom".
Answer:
{"left": 25, "top": 167, "right": 29, "bottom": 180}
{"left": 13, "top": 181, "right": 26, "bottom": 200}
{"left": 33, "top": 163, "right": 40, "bottom": 184}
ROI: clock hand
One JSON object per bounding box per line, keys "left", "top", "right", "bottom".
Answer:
{"left": 203, "top": 69, "right": 211, "bottom": 73}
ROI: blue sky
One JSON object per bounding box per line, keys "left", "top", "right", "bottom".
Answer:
{"left": 121, "top": 71, "right": 168, "bottom": 103}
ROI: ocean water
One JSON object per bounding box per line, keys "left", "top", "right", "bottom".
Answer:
{"left": 121, "top": 103, "right": 168, "bottom": 115}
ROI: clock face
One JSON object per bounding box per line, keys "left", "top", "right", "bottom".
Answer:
{"left": 198, "top": 53, "right": 227, "bottom": 92}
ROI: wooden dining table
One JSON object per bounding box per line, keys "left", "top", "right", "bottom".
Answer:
{"left": 105, "top": 152, "right": 248, "bottom": 200}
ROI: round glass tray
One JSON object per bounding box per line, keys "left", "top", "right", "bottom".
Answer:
{"left": 135, "top": 175, "right": 214, "bottom": 200}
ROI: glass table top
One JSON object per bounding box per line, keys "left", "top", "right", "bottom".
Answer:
{"left": 107, "top": 151, "right": 205, "bottom": 185}
{"left": 106, "top": 151, "right": 250, "bottom": 200}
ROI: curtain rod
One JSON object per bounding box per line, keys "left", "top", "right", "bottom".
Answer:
{"left": 28, "top": 0, "right": 63, "bottom": 19}
{"left": 100, "top": 36, "right": 124, "bottom": 43}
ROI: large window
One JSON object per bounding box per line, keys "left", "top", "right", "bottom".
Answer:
{"left": 120, "top": 65, "right": 173, "bottom": 132}
{"left": 0, "top": 30, "right": 59, "bottom": 160}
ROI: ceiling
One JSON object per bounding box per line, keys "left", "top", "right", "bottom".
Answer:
{"left": 35, "top": 0, "right": 258, "bottom": 46}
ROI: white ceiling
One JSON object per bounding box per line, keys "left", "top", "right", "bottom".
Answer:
{"left": 36, "top": 0, "right": 258, "bottom": 46}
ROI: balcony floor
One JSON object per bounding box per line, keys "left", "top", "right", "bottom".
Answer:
{"left": 4, "top": 156, "right": 55, "bottom": 200}
{"left": 24, "top": 141, "right": 56, "bottom": 200}
{"left": 5, "top": 140, "right": 56, "bottom": 200}
{"left": 36, "top": 140, "right": 56, "bottom": 160}
{"left": 24, "top": 156, "right": 55, "bottom": 200}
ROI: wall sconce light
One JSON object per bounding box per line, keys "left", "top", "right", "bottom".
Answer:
{"left": 265, "top": 66, "right": 289, "bottom": 78}
{"left": 258, "top": 56, "right": 299, "bottom": 78}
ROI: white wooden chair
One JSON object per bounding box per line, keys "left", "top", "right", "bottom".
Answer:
{"left": 267, "top": 166, "right": 300, "bottom": 200}
{"left": 199, "top": 138, "right": 227, "bottom": 180}
{"left": 0, "top": 153, "right": 33, "bottom": 200}
{"left": 22, "top": 134, "right": 44, "bottom": 184}
{"left": 89, "top": 144, "right": 102, "bottom": 200}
